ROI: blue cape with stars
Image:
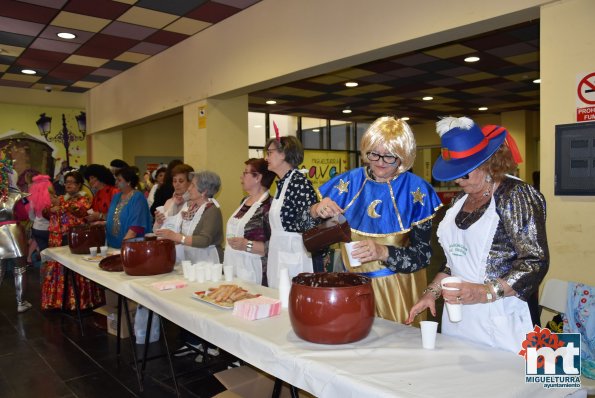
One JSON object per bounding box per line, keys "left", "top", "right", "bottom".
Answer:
{"left": 318, "top": 168, "right": 442, "bottom": 236}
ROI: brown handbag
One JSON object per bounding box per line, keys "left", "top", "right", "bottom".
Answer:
{"left": 302, "top": 214, "right": 351, "bottom": 252}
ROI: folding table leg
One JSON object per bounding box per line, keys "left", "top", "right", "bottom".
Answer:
{"left": 160, "top": 317, "right": 180, "bottom": 398}
{"left": 116, "top": 294, "right": 123, "bottom": 355}
{"left": 122, "top": 298, "right": 143, "bottom": 392}
{"left": 140, "top": 309, "right": 154, "bottom": 378}
{"left": 62, "top": 267, "right": 84, "bottom": 336}
{"left": 272, "top": 378, "right": 300, "bottom": 398}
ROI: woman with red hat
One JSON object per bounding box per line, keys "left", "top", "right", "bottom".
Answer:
{"left": 407, "top": 116, "right": 548, "bottom": 352}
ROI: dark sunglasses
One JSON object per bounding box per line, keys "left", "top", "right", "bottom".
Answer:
{"left": 460, "top": 174, "right": 469, "bottom": 180}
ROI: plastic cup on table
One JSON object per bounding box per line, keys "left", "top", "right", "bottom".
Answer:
{"left": 223, "top": 265, "right": 233, "bottom": 282}
{"left": 344, "top": 242, "right": 361, "bottom": 267}
{"left": 420, "top": 321, "right": 439, "bottom": 349}
{"left": 211, "top": 263, "right": 222, "bottom": 282}
{"left": 100, "top": 245, "right": 108, "bottom": 257}
{"left": 195, "top": 264, "right": 205, "bottom": 283}
{"left": 187, "top": 263, "right": 196, "bottom": 282}
{"left": 203, "top": 262, "right": 212, "bottom": 281}
{"left": 441, "top": 276, "right": 463, "bottom": 322}
{"left": 181, "top": 260, "right": 191, "bottom": 279}
{"left": 89, "top": 247, "right": 98, "bottom": 257}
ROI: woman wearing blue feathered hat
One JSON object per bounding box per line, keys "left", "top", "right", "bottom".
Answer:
{"left": 407, "top": 116, "right": 549, "bottom": 352}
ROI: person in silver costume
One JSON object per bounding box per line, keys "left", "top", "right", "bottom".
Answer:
{"left": 0, "top": 164, "right": 32, "bottom": 313}
{"left": 407, "top": 117, "right": 548, "bottom": 352}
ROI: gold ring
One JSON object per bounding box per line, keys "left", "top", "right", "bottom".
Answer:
{"left": 456, "top": 296, "right": 462, "bottom": 301}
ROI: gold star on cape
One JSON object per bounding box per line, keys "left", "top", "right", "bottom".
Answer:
{"left": 334, "top": 179, "right": 350, "bottom": 195}
{"left": 411, "top": 187, "right": 426, "bottom": 205}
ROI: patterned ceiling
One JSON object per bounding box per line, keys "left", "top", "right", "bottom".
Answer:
{"left": 249, "top": 22, "right": 540, "bottom": 125}
{"left": 0, "top": 1, "right": 539, "bottom": 126}
{"left": 0, "top": 0, "right": 262, "bottom": 92}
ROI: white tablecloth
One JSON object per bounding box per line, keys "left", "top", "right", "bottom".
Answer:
{"left": 43, "top": 246, "right": 573, "bottom": 398}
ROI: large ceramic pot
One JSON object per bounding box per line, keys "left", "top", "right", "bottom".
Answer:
{"left": 68, "top": 224, "right": 106, "bottom": 255}
{"left": 121, "top": 236, "right": 175, "bottom": 276}
{"left": 289, "top": 272, "right": 375, "bottom": 344}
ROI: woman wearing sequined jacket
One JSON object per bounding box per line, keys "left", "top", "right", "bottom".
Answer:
{"left": 407, "top": 117, "right": 549, "bottom": 353}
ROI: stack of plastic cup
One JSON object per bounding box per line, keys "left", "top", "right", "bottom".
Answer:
{"left": 211, "top": 263, "right": 222, "bottom": 282}
{"left": 181, "top": 260, "right": 191, "bottom": 279}
{"left": 195, "top": 264, "right": 206, "bottom": 283}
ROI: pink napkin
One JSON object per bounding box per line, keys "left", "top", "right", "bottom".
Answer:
{"left": 151, "top": 280, "right": 187, "bottom": 291}
{"left": 232, "top": 296, "right": 281, "bottom": 320}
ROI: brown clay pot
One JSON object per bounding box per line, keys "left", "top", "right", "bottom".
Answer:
{"left": 289, "top": 272, "right": 375, "bottom": 344}
{"left": 120, "top": 237, "right": 175, "bottom": 276}
{"left": 68, "top": 224, "right": 106, "bottom": 255}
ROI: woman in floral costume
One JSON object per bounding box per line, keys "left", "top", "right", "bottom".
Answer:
{"left": 41, "top": 170, "right": 104, "bottom": 310}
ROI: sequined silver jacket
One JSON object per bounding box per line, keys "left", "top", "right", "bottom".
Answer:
{"left": 442, "top": 177, "right": 549, "bottom": 301}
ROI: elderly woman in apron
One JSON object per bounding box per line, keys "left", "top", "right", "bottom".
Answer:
{"left": 224, "top": 158, "right": 275, "bottom": 286}
{"left": 407, "top": 117, "right": 549, "bottom": 353}
{"left": 155, "top": 170, "right": 223, "bottom": 264}
{"left": 265, "top": 136, "right": 319, "bottom": 288}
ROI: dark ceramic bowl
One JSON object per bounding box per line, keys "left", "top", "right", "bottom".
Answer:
{"left": 121, "top": 236, "right": 175, "bottom": 276}
{"left": 289, "top": 272, "right": 375, "bottom": 344}
{"left": 99, "top": 254, "right": 123, "bottom": 272}
{"left": 68, "top": 224, "right": 106, "bottom": 255}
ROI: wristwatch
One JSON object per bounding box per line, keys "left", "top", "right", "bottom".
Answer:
{"left": 246, "top": 240, "right": 253, "bottom": 253}
{"left": 180, "top": 235, "right": 186, "bottom": 245}
{"left": 484, "top": 284, "right": 493, "bottom": 302}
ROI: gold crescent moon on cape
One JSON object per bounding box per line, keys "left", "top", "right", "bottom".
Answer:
{"left": 367, "top": 200, "right": 382, "bottom": 218}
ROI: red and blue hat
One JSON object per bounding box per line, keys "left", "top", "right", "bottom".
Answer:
{"left": 432, "top": 117, "right": 522, "bottom": 181}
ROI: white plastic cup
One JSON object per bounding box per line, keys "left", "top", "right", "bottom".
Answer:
{"left": 100, "top": 245, "right": 108, "bottom": 257}
{"left": 278, "top": 268, "right": 290, "bottom": 309}
{"left": 195, "top": 265, "right": 206, "bottom": 283}
{"left": 344, "top": 242, "right": 362, "bottom": 267}
{"left": 441, "top": 276, "right": 463, "bottom": 323}
{"left": 223, "top": 265, "right": 233, "bottom": 282}
{"left": 203, "top": 262, "right": 212, "bottom": 281}
{"left": 181, "top": 260, "right": 191, "bottom": 279}
{"left": 420, "top": 321, "right": 439, "bottom": 349}
{"left": 211, "top": 263, "right": 222, "bottom": 282}
{"left": 89, "top": 247, "right": 98, "bottom": 257}
{"left": 187, "top": 263, "right": 196, "bottom": 282}
{"left": 156, "top": 205, "right": 166, "bottom": 215}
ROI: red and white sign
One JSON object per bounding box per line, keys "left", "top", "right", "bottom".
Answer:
{"left": 576, "top": 72, "right": 595, "bottom": 122}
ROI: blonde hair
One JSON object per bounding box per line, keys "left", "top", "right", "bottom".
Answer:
{"left": 360, "top": 116, "right": 416, "bottom": 174}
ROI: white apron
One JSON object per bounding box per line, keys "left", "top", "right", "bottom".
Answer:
{"left": 267, "top": 170, "right": 313, "bottom": 289}
{"left": 223, "top": 192, "right": 269, "bottom": 285}
{"left": 437, "top": 194, "right": 532, "bottom": 353}
{"left": 173, "top": 200, "right": 220, "bottom": 264}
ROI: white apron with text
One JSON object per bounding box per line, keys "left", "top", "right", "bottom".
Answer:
{"left": 223, "top": 192, "right": 269, "bottom": 285}
{"left": 267, "top": 170, "right": 312, "bottom": 289}
{"left": 437, "top": 194, "right": 532, "bottom": 353}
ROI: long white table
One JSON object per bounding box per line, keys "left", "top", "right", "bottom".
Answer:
{"left": 44, "top": 246, "right": 573, "bottom": 398}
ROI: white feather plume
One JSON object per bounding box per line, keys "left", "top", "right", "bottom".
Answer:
{"left": 436, "top": 116, "right": 475, "bottom": 137}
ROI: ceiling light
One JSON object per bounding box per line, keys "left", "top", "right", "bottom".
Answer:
{"left": 533, "top": 78, "right": 541, "bottom": 84}
{"left": 342, "top": 108, "right": 352, "bottom": 114}
{"left": 345, "top": 81, "right": 358, "bottom": 87}
{"left": 478, "top": 107, "right": 488, "bottom": 111}
{"left": 464, "top": 56, "right": 480, "bottom": 63}
{"left": 312, "top": 129, "right": 320, "bottom": 132}
{"left": 401, "top": 117, "right": 410, "bottom": 121}
{"left": 57, "top": 32, "right": 76, "bottom": 40}
{"left": 265, "top": 100, "right": 277, "bottom": 105}
{"left": 21, "top": 69, "right": 36, "bottom": 75}
{"left": 422, "top": 96, "right": 433, "bottom": 101}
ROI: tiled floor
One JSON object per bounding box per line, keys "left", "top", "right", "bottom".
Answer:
{"left": 0, "top": 265, "right": 234, "bottom": 398}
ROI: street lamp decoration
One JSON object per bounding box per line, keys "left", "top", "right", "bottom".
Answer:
{"left": 35, "top": 112, "right": 86, "bottom": 168}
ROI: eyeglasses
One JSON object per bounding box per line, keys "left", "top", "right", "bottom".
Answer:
{"left": 265, "top": 149, "right": 280, "bottom": 156}
{"left": 459, "top": 174, "right": 470, "bottom": 180}
{"left": 366, "top": 151, "right": 399, "bottom": 165}
{"left": 242, "top": 171, "right": 257, "bottom": 176}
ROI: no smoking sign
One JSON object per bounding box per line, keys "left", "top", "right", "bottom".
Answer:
{"left": 577, "top": 72, "right": 595, "bottom": 121}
